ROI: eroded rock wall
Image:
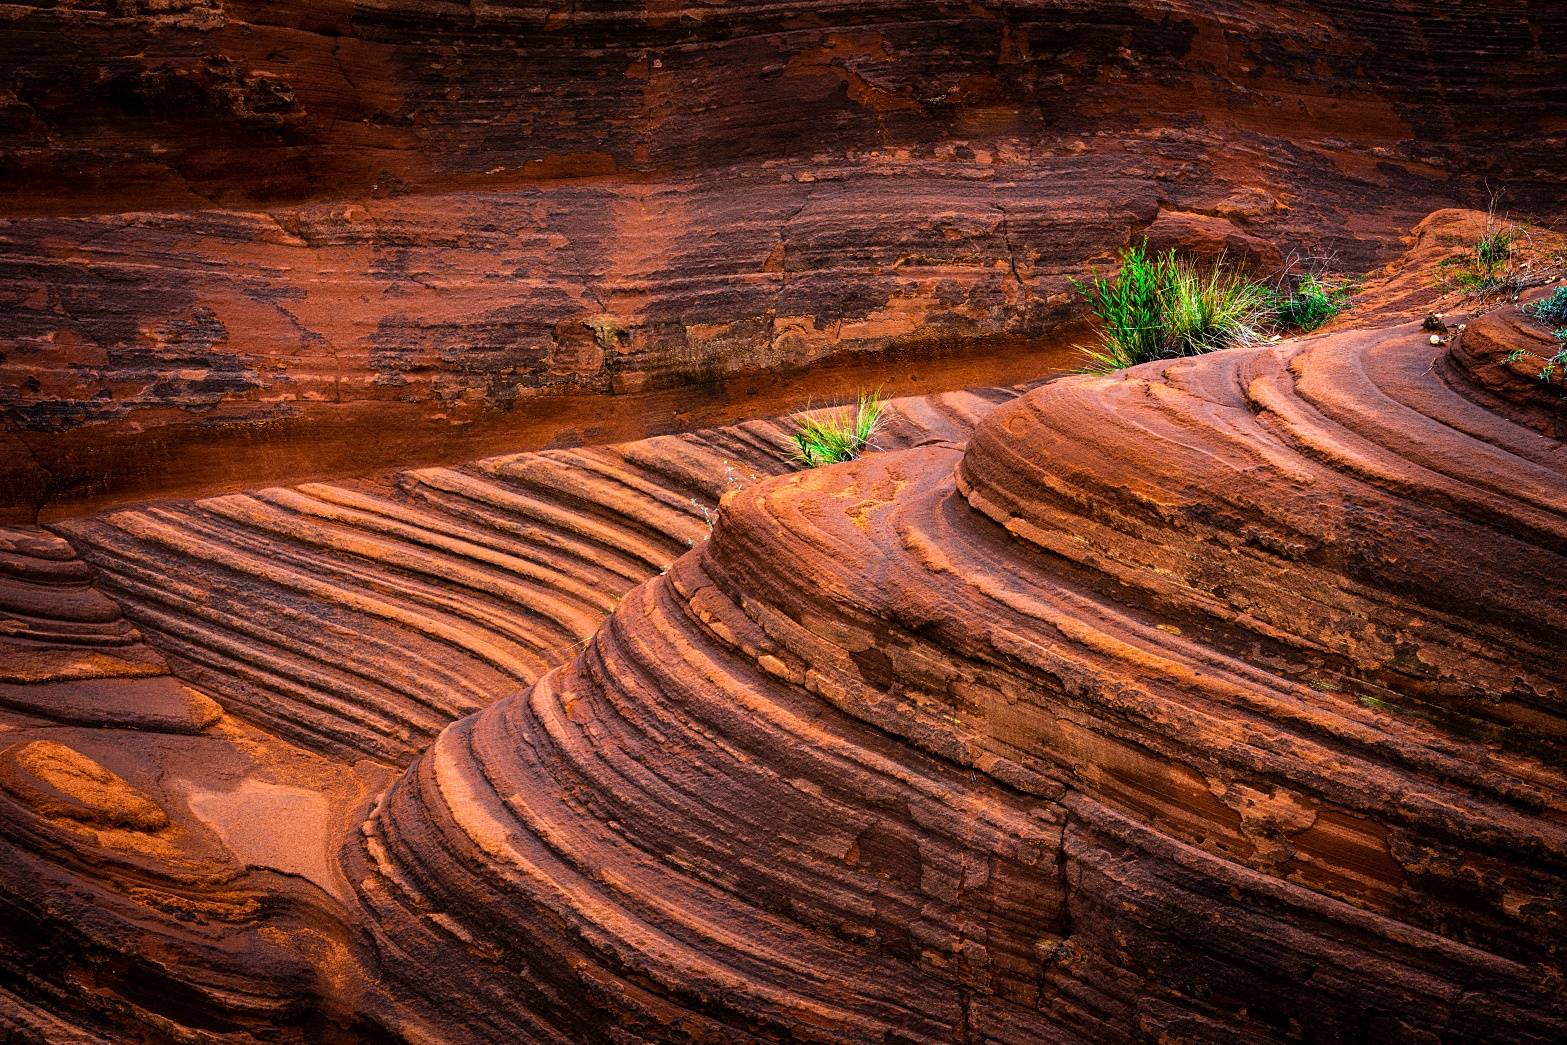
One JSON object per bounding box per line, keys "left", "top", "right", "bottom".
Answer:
{"left": 4, "top": 0, "right": 1564, "bottom": 517}
{"left": 5, "top": 1, "right": 1562, "bottom": 210}
{"left": 54, "top": 387, "right": 1008, "bottom": 765}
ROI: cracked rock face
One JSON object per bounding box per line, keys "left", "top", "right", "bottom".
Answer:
{"left": 3, "top": 0, "right": 1564, "bottom": 517}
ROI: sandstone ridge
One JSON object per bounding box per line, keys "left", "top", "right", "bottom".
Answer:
{"left": 343, "top": 298, "right": 1566, "bottom": 1040}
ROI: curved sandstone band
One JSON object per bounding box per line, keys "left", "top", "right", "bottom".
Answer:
{"left": 350, "top": 318, "right": 1566, "bottom": 1041}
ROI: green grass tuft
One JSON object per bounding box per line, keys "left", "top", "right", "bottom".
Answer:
{"left": 1072, "top": 242, "right": 1271, "bottom": 373}
{"left": 1437, "top": 229, "right": 1518, "bottom": 294}
{"left": 1477, "top": 227, "right": 1516, "bottom": 271}
{"left": 1267, "top": 274, "right": 1353, "bottom": 332}
{"left": 791, "top": 391, "right": 885, "bottom": 467}
{"left": 1436, "top": 194, "right": 1525, "bottom": 297}
{"left": 1528, "top": 285, "right": 1567, "bottom": 327}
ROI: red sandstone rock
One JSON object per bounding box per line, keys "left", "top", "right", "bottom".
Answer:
{"left": 0, "top": 238, "right": 1564, "bottom": 1038}
{"left": 0, "top": 524, "right": 221, "bottom": 732}
{"left": 3, "top": 2, "right": 1564, "bottom": 517}
{"left": 52, "top": 389, "right": 1006, "bottom": 765}
{"left": 0, "top": 524, "right": 384, "bottom": 1038}
{"left": 339, "top": 307, "right": 1566, "bottom": 1041}
{"left": 0, "top": 1, "right": 1565, "bottom": 1038}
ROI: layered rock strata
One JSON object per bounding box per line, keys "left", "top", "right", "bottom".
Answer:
{"left": 0, "top": 526, "right": 385, "bottom": 1040}
{"left": 350, "top": 316, "right": 1566, "bottom": 1041}
{"left": 0, "top": 385, "right": 1016, "bottom": 1040}
{"left": 0, "top": 524, "right": 220, "bottom": 730}
{"left": 0, "top": 226, "right": 1564, "bottom": 1040}
{"left": 5, "top": 0, "right": 1565, "bottom": 516}
{"left": 56, "top": 388, "right": 1010, "bottom": 765}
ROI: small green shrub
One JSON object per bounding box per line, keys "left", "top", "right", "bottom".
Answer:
{"left": 1528, "top": 286, "right": 1567, "bottom": 327}
{"left": 1534, "top": 344, "right": 1567, "bottom": 384}
{"left": 1436, "top": 202, "right": 1522, "bottom": 296}
{"left": 1073, "top": 242, "right": 1270, "bottom": 372}
{"left": 1505, "top": 335, "right": 1567, "bottom": 386}
{"left": 1502, "top": 289, "right": 1567, "bottom": 388}
{"left": 1267, "top": 274, "right": 1352, "bottom": 332}
{"left": 791, "top": 391, "right": 885, "bottom": 467}
{"left": 1479, "top": 229, "right": 1515, "bottom": 268}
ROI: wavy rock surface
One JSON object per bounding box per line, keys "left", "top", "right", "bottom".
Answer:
{"left": 0, "top": 526, "right": 385, "bottom": 1040}
{"left": 1, "top": 383, "right": 1015, "bottom": 1040}
{"left": 57, "top": 389, "right": 1010, "bottom": 765}
{"left": 349, "top": 315, "right": 1566, "bottom": 1041}
{"left": 2, "top": 179, "right": 1565, "bottom": 1039}
{"left": 4, "top": 0, "right": 1565, "bottom": 516}
{"left": 0, "top": 524, "right": 220, "bottom": 732}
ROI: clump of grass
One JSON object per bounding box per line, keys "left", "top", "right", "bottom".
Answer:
{"left": 1073, "top": 242, "right": 1270, "bottom": 372}
{"left": 1528, "top": 285, "right": 1567, "bottom": 327}
{"left": 1438, "top": 228, "right": 1518, "bottom": 294}
{"left": 1267, "top": 273, "right": 1353, "bottom": 332}
{"left": 1477, "top": 227, "right": 1517, "bottom": 270}
{"left": 791, "top": 391, "right": 885, "bottom": 467}
{"left": 1436, "top": 192, "right": 1526, "bottom": 297}
{"left": 1502, "top": 287, "right": 1567, "bottom": 388}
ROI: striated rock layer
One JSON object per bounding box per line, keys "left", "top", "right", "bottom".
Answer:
{"left": 55, "top": 388, "right": 1008, "bottom": 766}
{"left": 0, "top": 214, "right": 1564, "bottom": 1041}
{"left": 0, "top": 384, "right": 1019, "bottom": 1040}
{"left": 348, "top": 312, "right": 1566, "bottom": 1041}
{"left": 4, "top": 0, "right": 1566, "bottom": 517}
{"left": 0, "top": 526, "right": 387, "bottom": 1041}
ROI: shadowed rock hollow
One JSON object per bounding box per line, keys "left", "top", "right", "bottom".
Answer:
{"left": 1, "top": 1, "right": 1566, "bottom": 1042}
